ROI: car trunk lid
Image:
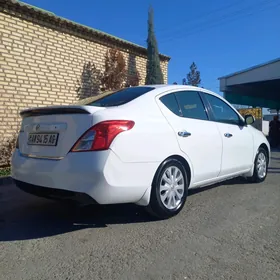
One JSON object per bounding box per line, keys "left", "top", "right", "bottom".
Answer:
{"left": 18, "top": 105, "right": 104, "bottom": 159}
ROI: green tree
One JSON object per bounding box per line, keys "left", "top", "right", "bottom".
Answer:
{"left": 186, "top": 62, "right": 201, "bottom": 86}
{"left": 145, "top": 7, "right": 164, "bottom": 85}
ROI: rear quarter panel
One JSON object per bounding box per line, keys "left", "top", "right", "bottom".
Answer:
{"left": 108, "top": 98, "right": 184, "bottom": 163}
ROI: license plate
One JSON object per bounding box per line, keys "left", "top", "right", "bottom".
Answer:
{"left": 27, "top": 133, "right": 59, "bottom": 146}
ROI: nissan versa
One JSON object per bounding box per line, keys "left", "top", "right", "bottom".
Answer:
{"left": 12, "top": 85, "right": 270, "bottom": 219}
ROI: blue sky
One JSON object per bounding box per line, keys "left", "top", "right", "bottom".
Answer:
{"left": 22, "top": 0, "right": 279, "bottom": 94}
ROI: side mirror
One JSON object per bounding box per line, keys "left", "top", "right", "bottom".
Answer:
{"left": 244, "top": 114, "right": 255, "bottom": 125}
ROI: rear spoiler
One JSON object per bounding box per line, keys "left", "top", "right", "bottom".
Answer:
{"left": 20, "top": 106, "right": 93, "bottom": 118}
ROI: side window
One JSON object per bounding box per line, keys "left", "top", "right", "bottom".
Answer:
{"left": 160, "top": 94, "right": 182, "bottom": 116}
{"left": 175, "top": 91, "right": 208, "bottom": 120}
{"left": 204, "top": 94, "right": 241, "bottom": 125}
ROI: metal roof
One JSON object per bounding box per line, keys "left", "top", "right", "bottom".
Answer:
{"left": 2, "top": 0, "right": 170, "bottom": 61}
{"left": 218, "top": 57, "right": 280, "bottom": 80}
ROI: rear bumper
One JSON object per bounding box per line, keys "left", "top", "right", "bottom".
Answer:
{"left": 11, "top": 149, "right": 158, "bottom": 205}
{"left": 14, "top": 179, "right": 96, "bottom": 204}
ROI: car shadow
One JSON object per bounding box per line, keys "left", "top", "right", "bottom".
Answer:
{"left": 270, "top": 157, "right": 280, "bottom": 161}
{"left": 188, "top": 177, "right": 247, "bottom": 196}
{"left": 0, "top": 200, "right": 155, "bottom": 242}
{"left": 0, "top": 177, "right": 262, "bottom": 242}
{"left": 267, "top": 167, "right": 280, "bottom": 174}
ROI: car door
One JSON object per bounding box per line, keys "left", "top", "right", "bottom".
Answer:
{"left": 157, "top": 90, "right": 223, "bottom": 184}
{"left": 202, "top": 92, "right": 254, "bottom": 176}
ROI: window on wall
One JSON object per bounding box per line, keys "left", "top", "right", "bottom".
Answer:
{"left": 160, "top": 94, "right": 182, "bottom": 116}
{"left": 204, "top": 93, "right": 241, "bottom": 125}
{"left": 174, "top": 91, "right": 208, "bottom": 120}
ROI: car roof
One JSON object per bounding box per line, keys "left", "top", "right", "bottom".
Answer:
{"left": 142, "top": 84, "right": 222, "bottom": 99}
{"left": 75, "top": 85, "right": 223, "bottom": 107}
{"left": 133, "top": 84, "right": 244, "bottom": 119}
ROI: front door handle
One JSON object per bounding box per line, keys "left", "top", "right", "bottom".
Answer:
{"left": 224, "top": 133, "right": 233, "bottom": 138}
{"left": 178, "top": 131, "right": 191, "bottom": 137}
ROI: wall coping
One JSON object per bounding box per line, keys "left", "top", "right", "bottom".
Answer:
{"left": 1, "top": 0, "right": 171, "bottom": 61}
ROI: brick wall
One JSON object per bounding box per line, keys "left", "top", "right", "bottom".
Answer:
{"left": 0, "top": 8, "right": 169, "bottom": 144}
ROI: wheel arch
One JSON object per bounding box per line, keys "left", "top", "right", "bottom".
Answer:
{"left": 136, "top": 154, "right": 193, "bottom": 207}
{"left": 259, "top": 143, "right": 270, "bottom": 164}
{"left": 152, "top": 154, "right": 192, "bottom": 187}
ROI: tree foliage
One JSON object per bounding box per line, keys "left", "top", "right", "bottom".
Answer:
{"left": 145, "top": 7, "right": 164, "bottom": 85}
{"left": 102, "top": 48, "right": 126, "bottom": 90}
{"left": 184, "top": 62, "right": 201, "bottom": 86}
{"left": 0, "top": 135, "right": 17, "bottom": 167}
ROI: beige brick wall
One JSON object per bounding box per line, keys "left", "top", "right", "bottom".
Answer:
{"left": 0, "top": 11, "right": 169, "bottom": 144}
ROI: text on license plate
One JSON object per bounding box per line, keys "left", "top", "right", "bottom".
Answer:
{"left": 28, "top": 133, "right": 59, "bottom": 146}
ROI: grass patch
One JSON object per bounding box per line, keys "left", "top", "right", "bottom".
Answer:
{"left": 0, "top": 167, "right": 11, "bottom": 177}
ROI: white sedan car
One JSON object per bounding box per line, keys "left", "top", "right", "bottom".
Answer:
{"left": 12, "top": 85, "right": 270, "bottom": 219}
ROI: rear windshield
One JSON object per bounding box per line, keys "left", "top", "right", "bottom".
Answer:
{"left": 87, "top": 87, "right": 154, "bottom": 107}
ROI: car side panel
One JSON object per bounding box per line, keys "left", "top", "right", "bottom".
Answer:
{"left": 153, "top": 90, "right": 223, "bottom": 184}
{"left": 109, "top": 100, "right": 187, "bottom": 164}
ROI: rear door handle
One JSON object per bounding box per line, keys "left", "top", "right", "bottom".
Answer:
{"left": 178, "top": 131, "right": 191, "bottom": 137}
{"left": 224, "top": 133, "right": 233, "bottom": 138}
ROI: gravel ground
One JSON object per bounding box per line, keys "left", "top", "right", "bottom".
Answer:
{"left": 0, "top": 152, "right": 279, "bottom": 280}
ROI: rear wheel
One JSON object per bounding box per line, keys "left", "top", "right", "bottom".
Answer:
{"left": 147, "top": 158, "right": 188, "bottom": 219}
{"left": 248, "top": 147, "right": 268, "bottom": 183}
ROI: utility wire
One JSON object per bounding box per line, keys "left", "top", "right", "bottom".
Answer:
{"left": 156, "top": 0, "right": 246, "bottom": 34}
{"left": 159, "top": 0, "right": 279, "bottom": 44}
{"left": 143, "top": 0, "right": 246, "bottom": 44}
{"left": 160, "top": 0, "right": 278, "bottom": 42}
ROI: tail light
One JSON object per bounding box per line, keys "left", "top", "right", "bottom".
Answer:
{"left": 70, "top": 120, "right": 135, "bottom": 152}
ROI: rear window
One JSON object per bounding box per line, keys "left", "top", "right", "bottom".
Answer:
{"left": 87, "top": 87, "right": 155, "bottom": 107}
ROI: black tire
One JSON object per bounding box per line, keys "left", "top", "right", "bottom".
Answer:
{"left": 247, "top": 147, "right": 268, "bottom": 183}
{"left": 146, "top": 158, "right": 189, "bottom": 219}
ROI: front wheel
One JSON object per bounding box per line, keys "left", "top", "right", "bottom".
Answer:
{"left": 146, "top": 159, "right": 188, "bottom": 219}
{"left": 248, "top": 147, "right": 268, "bottom": 183}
